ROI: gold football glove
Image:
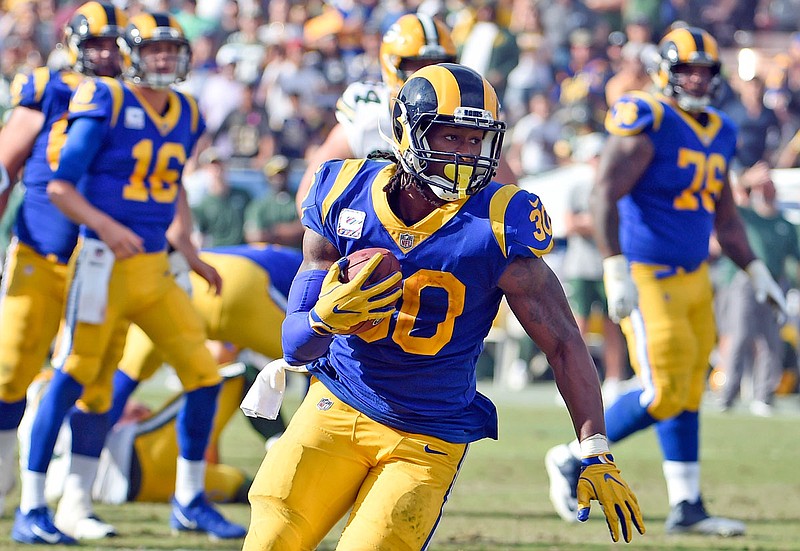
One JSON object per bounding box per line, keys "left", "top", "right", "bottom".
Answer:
{"left": 309, "top": 254, "right": 402, "bottom": 334}
{"left": 577, "top": 453, "right": 645, "bottom": 543}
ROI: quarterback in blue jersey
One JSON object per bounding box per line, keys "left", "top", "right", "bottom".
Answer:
{"left": 12, "top": 12, "right": 245, "bottom": 545}
{"left": 546, "top": 27, "right": 786, "bottom": 536}
{"left": 244, "top": 63, "right": 645, "bottom": 550}
{"left": 0, "top": 1, "right": 127, "bottom": 532}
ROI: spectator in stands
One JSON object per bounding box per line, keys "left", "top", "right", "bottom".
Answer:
{"left": 346, "top": 23, "right": 383, "bottom": 83}
{"left": 244, "top": 155, "right": 303, "bottom": 248}
{"left": 175, "top": 0, "right": 217, "bottom": 41}
{"left": 191, "top": 148, "right": 252, "bottom": 247}
{"left": 456, "top": 0, "right": 520, "bottom": 101}
{"left": 218, "top": 5, "right": 267, "bottom": 85}
{"left": 199, "top": 56, "right": 245, "bottom": 134}
{"left": 504, "top": 32, "right": 554, "bottom": 124}
{"left": 538, "top": 0, "right": 594, "bottom": 69}
{"left": 214, "top": 82, "right": 273, "bottom": 170}
{"left": 552, "top": 27, "right": 613, "bottom": 132}
{"left": 727, "top": 76, "right": 782, "bottom": 169}
{"left": 605, "top": 39, "right": 654, "bottom": 107}
{"left": 507, "top": 91, "right": 563, "bottom": 178}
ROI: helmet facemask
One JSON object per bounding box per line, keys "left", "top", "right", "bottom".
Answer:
{"left": 663, "top": 60, "right": 720, "bottom": 112}
{"left": 65, "top": 2, "right": 126, "bottom": 77}
{"left": 395, "top": 103, "right": 505, "bottom": 201}
{"left": 656, "top": 27, "right": 721, "bottom": 113}
{"left": 73, "top": 34, "right": 124, "bottom": 77}
{"left": 121, "top": 18, "right": 191, "bottom": 89}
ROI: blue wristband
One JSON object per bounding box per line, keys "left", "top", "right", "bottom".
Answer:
{"left": 282, "top": 269, "right": 332, "bottom": 364}
{"left": 580, "top": 453, "right": 615, "bottom": 470}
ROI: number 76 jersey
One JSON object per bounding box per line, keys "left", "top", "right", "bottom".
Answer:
{"left": 66, "top": 76, "right": 205, "bottom": 253}
{"left": 301, "top": 159, "right": 553, "bottom": 443}
{"left": 605, "top": 91, "right": 737, "bottom": 271}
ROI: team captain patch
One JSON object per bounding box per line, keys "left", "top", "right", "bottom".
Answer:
{"left": 337, "top": 208, "right": 366, "bottom": 239}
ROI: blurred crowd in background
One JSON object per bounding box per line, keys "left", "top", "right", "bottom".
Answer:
{"left": 2, "top": 0, "right": 800, "bottom": 401}
{"left": 2, "top": 1, "right": 800, "bottom": 236}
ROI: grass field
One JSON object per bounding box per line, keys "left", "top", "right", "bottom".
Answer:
{"left": 1, "top": 377, "right": 799, "bottom": 550}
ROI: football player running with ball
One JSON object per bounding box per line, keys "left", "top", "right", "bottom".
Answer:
{"left": 546, "top": 26, "right": 785, "bottom": 536}
{"left": 244, "top": 63, "right": 645, "bottom": 550}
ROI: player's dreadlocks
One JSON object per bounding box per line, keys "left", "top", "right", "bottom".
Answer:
{"left": 368, "top": 150, "right": 443, "bottom": 207}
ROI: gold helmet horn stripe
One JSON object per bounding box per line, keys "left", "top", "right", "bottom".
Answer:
{"left": 428, "top": 66, "right": 460, "bottom": 115}
{"left": 695, "top": 28, "right": 719, "bottom": 61}
{"left": 81, "top": 2, "right": 110, "bottom": 35}
{"left": 131, "top": 12, "right": 159, "bottom": 38}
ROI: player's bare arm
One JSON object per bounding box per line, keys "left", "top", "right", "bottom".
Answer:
{"left": 592, "top": 133, "right": 653, "bottom": 257}
{"left": 299, "top": 226, "right": 343, "bottom": 271}
{"left": 296, "top": 124, "right": 353, "bottom": 215}
{"left": 47, "top": 178, "right": 144, "bottom": 259}
{"left": 0, "top": 106, "right": 45, "bottom": 178}
{"left": 0, "top": 106, "right": 45, "bottom": 215}
{"left": 499, "top": 256, "right": 605, "bottom": 439}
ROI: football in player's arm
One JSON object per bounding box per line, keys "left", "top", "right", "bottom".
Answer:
{"left": 243, "top": 63, "right": 644, "bottom": 550}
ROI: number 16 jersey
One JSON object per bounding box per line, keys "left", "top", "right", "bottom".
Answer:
{"left": 66, "top": 77, "right": 205, "bottom": 252}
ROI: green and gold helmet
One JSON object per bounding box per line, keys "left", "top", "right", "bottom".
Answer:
{"left": 380, "top": 13, "right": 456, "bottom": 93}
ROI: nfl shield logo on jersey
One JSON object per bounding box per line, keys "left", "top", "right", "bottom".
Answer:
{"left": 317, "top": 397, "right": 334, "bottom": 411}
{"left": 399, "top": 233, "right": 415, "bottom": 249}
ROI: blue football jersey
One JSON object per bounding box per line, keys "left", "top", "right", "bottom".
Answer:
{"left": 606, "top": 92, "right": 736, "bottom": 271}
{"left": 605, "top": 92, "right": 737, "bottom": 271}
{"left": 12, "top": 68, "right": 85, "bottom": 262}
{"left": 300, "top": 159, "right": 554, "bottom": 443}
{"left": 66, "top": 77, "right": 205, "bottom": 253}
{"left": 206, "top": 244, "right": 303, "bottom": 299}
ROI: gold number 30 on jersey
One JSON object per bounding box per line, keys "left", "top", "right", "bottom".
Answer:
{"left": 123, "top": 139, "right": 186, "bottom": 203}
{"left": 358, "top": 269, "right": 466, "bottom": 355}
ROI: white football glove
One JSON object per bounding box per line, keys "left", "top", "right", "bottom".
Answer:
{"left": 602, "top": 255, "right": 637, "bottom": 323}
{"left": 746, "top": 259, "right": 787, "bottom": 317}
